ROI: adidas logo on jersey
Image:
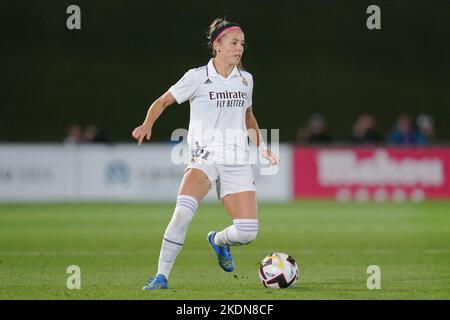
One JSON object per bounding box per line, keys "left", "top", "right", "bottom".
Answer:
{"left": 204, "top": 78, "right": 212, "bottom": 84}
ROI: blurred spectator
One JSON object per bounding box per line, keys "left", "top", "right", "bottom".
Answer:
{"left": 82, "top": 125, "right": 109, "bottom": 143}
{"left": 349, "top": 113, "right": 382, "bottom": 145}
{"left": 296, "top": 113, "right": 332, "bottom": 144}
{"left": 416, "top": 114, "right": 436, "bottom": 143}
{"left": 63, "top": 124, "right": 82, "bottom": 144}
{"left": 387, "top": 114, "right": 427, "bottom": 146}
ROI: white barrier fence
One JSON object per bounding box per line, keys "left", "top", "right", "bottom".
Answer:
{"left": 0, "top": 144, "right": 291, "bottom": 202}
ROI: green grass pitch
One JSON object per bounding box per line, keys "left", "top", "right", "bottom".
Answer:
{"left": 1, "top": 200, "right": 449, "bottom": 299}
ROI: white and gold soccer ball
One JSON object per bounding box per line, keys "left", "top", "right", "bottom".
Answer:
{"left": 259, "top": 252, "right": 299, "bottom": 289}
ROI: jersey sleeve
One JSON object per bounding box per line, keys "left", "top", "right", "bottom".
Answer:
{"left": 168, "top": 69, "right": 198, "bottom": 104}
{"left": 246, "top": 73, "right": 254, "bottom": 109}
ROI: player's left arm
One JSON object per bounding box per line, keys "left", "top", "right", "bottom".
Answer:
{"left": 246, "top": 107, "right": 280, "bottom": 165}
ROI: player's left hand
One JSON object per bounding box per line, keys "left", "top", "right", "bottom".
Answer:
{"left": 261, "top": 150, "right": 280, "bottom": 165}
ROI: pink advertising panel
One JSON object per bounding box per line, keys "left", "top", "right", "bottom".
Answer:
{"left": 293, "top": 147, "right": 450, "bottom": 200}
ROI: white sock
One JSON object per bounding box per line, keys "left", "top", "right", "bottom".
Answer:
{"left": 157, "top": 195, "right": 198, "bottom": 279}
{"left": 214, "top": 219, "right": 259, "bottom": 247}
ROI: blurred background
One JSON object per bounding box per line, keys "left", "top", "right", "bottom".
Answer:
{"left": 0, "top": 0, "right": 449, "bottom": 202}
{"left": 1, "top": 0, "right": 449, "bottom": 144}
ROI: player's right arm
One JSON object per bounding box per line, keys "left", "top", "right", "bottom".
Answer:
{"left": 133, "top": 68, "right": 198, "bottom": 145}
{"left": 132, "top": 91, "right": 176, "bottom": 145}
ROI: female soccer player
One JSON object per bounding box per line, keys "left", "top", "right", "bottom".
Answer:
{"left": 132, "top": 18, "right": 279, "bottom": 290}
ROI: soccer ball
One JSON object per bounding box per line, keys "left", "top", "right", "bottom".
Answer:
{"left": 259, "top": 252, "right": 299, "bottom": 289}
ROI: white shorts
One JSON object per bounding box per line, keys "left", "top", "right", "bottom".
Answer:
{"left": 185, "top": 162, "right": 256, "bottom": 199}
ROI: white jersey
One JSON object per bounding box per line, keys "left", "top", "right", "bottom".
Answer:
{"left": 169, "top": 59, "right": 254, "bottom": 165}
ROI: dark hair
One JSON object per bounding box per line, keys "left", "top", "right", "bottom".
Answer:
{"left": 206, "top": 18, "right": 244, "bottom": 69}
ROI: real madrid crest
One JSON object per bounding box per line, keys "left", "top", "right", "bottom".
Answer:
{"left": 242, "top": 76, "right": 248, "bottom": 86}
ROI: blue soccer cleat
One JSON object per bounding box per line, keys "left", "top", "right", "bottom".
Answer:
{"left": 142, "top": 274, "right": 168, "bottom": 290}
{"left": 207, "top": 231, "right": 235, "bottom": 272}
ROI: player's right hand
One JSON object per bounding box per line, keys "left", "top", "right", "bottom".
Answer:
{"left": 132, "top": 125, "right": 152, "bottom": 146}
